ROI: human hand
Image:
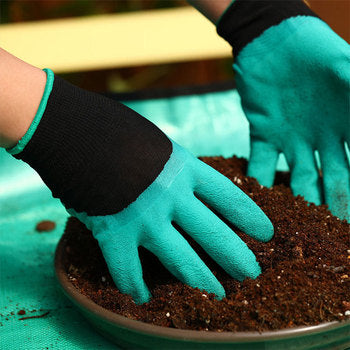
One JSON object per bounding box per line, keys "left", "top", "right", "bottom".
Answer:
{"left": 217, "top": 0, "right": 350, "bottom": 220}
{"left": 74, "top": 140, "right": 274, "bottom": 303}
{"left": 8, "top": 69, "right": 273, "bottom": 303}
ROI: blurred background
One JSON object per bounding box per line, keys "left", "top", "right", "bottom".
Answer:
{"left": 0, "top": 0, "right": 349, "bottom": 93}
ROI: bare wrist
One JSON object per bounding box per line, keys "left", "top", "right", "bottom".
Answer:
{"left": 0, "top": 48, "right": 46, "bottom": 149}
{"left": 188, "top": 0, "right": 233, "bottom": 24}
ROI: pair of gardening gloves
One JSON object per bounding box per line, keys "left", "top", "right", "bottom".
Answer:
{"left": 8, "top": 0, "right": 349, "bottom": 304}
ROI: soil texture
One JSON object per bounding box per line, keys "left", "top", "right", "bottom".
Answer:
{"left": 61, "top": 156, "right": 350, "bottom": 332}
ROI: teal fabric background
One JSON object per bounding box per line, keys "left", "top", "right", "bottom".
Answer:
{"left": 0, "top": 88, "right": 287, "bottom": 349}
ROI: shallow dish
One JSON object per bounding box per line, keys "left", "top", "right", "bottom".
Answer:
{"left": 55, "top": 236, "right": 350, "bottom": 350}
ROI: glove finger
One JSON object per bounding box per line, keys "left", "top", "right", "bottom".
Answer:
{"left": 319, "top": 141, "right": 350, "bottom": 221}
{"left": 174, "top": 195, "right": 262, "bottom": 281}
{"left": 247, "top": 138, "right": 279, "bottom": 188}
{"left": 283, "top": 143, "right": 322, "bottom": 205}
{"left": 143, "top": 225, "right": 225, "bottom": 299}
{"left": 98, "top": 233, "right": 151, "bottom": 304}
{"left": 194, "top": 159, "right": 273, "bottom": 242}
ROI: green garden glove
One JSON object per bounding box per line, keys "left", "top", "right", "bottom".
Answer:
{"left": 217, "top": 0, "right": 350, "bottom": 221}
{"left": 8, "top": 69, "right": 273, "bottom": 303}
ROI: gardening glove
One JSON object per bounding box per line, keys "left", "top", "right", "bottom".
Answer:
{"left": 217, "top": 0, "right": 350, "bottom": 221}
{"left": 8, "top": 69, "right": 273, "bottom": 304}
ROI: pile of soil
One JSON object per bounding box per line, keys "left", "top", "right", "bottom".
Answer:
{"left": 61, "top": 156, "right": 350, "bottom": 332}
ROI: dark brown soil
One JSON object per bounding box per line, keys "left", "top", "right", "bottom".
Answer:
{"left": 18, "top": 311, "right": 50, "bottom": 321}
{"left": 36, "top": 220, "right": 56, "bottom": 232}
{"left": 61, "top": 156, "right": 350, "bottom": 332}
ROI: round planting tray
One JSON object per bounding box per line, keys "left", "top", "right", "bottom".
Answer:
{"left": 55, "top": 236, "right": 350, "bottom": 350}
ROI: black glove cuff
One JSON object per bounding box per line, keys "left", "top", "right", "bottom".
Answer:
{"left": 217, "top": 0, "right": 318, "bottom": 57}
{"left": 15, "top": 74, "right": 172, "bottom": 216}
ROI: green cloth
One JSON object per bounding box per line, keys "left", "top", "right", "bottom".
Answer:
{"left": 0, "top": 88, "right": 285, "bottom": 348}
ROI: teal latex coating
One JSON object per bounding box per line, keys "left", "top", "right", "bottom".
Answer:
{"left": 234, "top": 16, "right": 350, "bottom": 221}
{"left": 7, "top": 68, "right": 54, "bottom": 155}
{"left": 71, "top": 141, "right": 273, "bottom": 304}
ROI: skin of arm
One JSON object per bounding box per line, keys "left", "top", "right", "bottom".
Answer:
{"left": 187, "top": 0, "right": 232, "bottom": 24}
{"left": 0, "top": 48, "right": 46, "bottom": 149}
{"left": 0, "top": 1, "right": 232, "bottom": 149}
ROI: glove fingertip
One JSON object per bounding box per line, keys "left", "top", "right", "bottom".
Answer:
{"left": 133, "top": 287, "right": 152, "bottom": 305}
{"left": 244, "top": 261, "right": 262, "bottom": 281}
{"left": 247, "top": 165, "right": 275, "bottom": 188}
{"left": 245, "top": 210, "right": 274, "bottom": 243}
{"left": 258, "top": 217, "right": 274, "bottom": 242}
{"left": 215, "top": 284, "right": 226, "bottom": 300}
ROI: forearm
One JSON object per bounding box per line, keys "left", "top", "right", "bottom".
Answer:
{"left": 0, "top": 48, "right": 46, "bottom": 148}
{"left": 187, "top": 0, "right": 232, "bottom": 24}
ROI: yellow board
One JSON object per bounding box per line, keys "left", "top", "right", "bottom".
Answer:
{"left": 0, "top": 7, "right": 231, "bottom": 73}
